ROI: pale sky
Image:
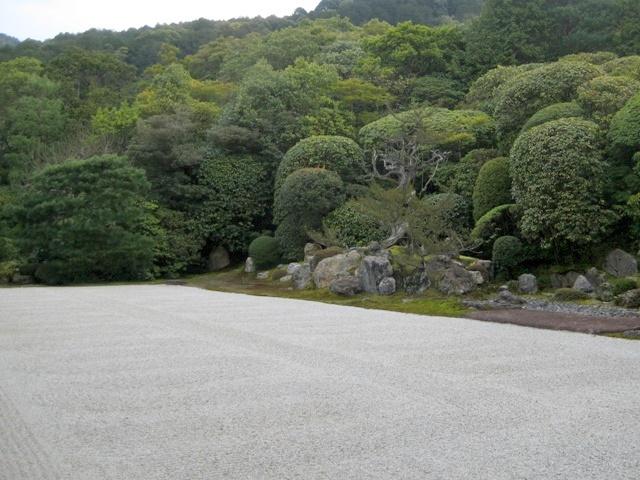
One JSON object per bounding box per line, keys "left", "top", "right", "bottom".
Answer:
{"left": 0, "top": 0, "right": 321, "bottom": 41}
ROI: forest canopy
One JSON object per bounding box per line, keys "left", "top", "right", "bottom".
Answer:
{"left": 2, "top": 0, "right": 640, "bottom": 284}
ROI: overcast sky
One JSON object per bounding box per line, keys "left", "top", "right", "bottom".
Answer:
{"left": 0, "top": 0, "right": 321, "bottom": 41}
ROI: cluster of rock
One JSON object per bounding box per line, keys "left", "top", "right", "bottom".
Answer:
{"left": 513, "top": 248, "right": 639, "bottom": 302}
{"left": 517, "top": 268, "right": 614, "bottom": 301}
{"left": 246, "top": 242, "right": 490, "bottom": 297}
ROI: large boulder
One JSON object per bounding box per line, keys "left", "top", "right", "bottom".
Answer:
{"left": 573, "top": 275, "right": 594, "bottom": 294}
{"left": 292, "top": 263, "right": 312, "bottom": 290}
{"left": 438, "top": 265, "right": 477, "bottom": 295}
{"left": 614, "top": 289, "right": 640, "bottom": 308}
{"left": 313, "top": 251, "right": 362, "bottom": 289}
{"left": 468, "top": 260, "right": 492, "bottom": 282}
{"left": 378, "top": 277, "right": 396, "bottom": 296}
{"left": 604, "top": 249, "right": 638, "bottom": 277}
{"left": 389, "top": 247, "right": 430, "bottom": 294}
{"left": 469, "top": 270, "right": 485, "bottom": 286}
{"left": 208, "top": 246, "right": 230, "bottom": 272}
{"left": 585, "top": 267, "right": 605, "bottom": 289}
{"left": 308, "top": 246, "right": 344, "bottom": 272}
{"left": 287, "top": 263, "right": 301, "bottom": 275}
{"left": 597, "top": 282, "right": 614, "bottom": 302}
{"left": 497, "top": 286, "right": 527, "bottom": 306}
{"left": 330, "top": 276, "right": 362, "bottom": 296}
{"left": 357, "top": 256, "right": 393, "bottom": 293}
{"left": 424, "top": 255, "right": 477, "bottom": 295}
{"left": 518, "top": 274, "right": 538, "bottom": 294}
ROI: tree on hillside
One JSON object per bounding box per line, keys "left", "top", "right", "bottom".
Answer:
{"left": 12, "top": 155, "right": 156, "bottom": 284}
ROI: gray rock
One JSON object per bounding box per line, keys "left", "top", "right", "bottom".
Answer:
{"left": 596, "top": 282, "right": 614, "bottom": 302}
{"left": 573, "top": 275, "right": 594, "bottom": 294}
{"left": 497, "top": 287, "right": 527, "bottom": 306}
{"left": 329, "top": 276, "right": 362, "bottom": 296}
{"left": 314, "top": 251, "right": 362, "bottom": 289}
{"left": 208, "top": 246, "right": 230, "bottom": 272}
{"left": 357, "top": 256, "right": 393, "bottom": 293}
{"left": 518, "top": 274, "right": 538, "bottom": 294}
{"left": 424, "top": 255, "right": 476, "bottom": 295}
{"left": 468, "top": 260, "right": 492, "bottom": 282}
{"left": 401, "top": 267, "right": 431, "bottom": 295}
{"left": 279, "top": 275, "right": 292, "bottom": 283}
{"left": 292, "top": 263, "right": 312, "bottom": 290}
{"left": 604, "top": 249, "right": 638, "bottom": 277}
{"left": 256, "top": 272, "right": 269, "bottom": 280}
{"left": 622, "top": 329, "right": 640, "bottom": 339}
{"left": 378, "top": 277, "right": 396, "bottom": 296}
{"left": 470, "top": 270, "right": 485, "bottom": 286}
{"left": 437, "top": 265, "right": 477, "bottom": 295}
{"left": 287, "top": 263, "right": 301, "bottom": 275}
{"left": 614, "top": 289, "right": 640, "bottom": 308}
{"left": 11, "top": 274, "right": 33, "bottom": 285}
{"left": 424, "top": 255, "right": 454, "bottom": 279}
{"left": 244, "top": 257, "right": 256, "bottom": 274}
{"left": 585, "top": 267, "right": 605, "bottom": 289}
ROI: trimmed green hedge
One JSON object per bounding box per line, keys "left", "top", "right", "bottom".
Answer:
{"left": 248, "top": 236, "right": 281, "bottom": 270}
{"left": 472, "top": 157, "right": 512, "bottom": 221}
{"left": 275, "top": 136, "right": 364, "bottom": 193}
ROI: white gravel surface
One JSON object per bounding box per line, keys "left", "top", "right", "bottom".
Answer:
{"left": 1, "top": 285, "right": 639, "bottom": 480}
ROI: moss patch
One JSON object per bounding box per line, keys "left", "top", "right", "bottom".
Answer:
{"left": 187, "top": 268, "right": 469, "bottom": 318}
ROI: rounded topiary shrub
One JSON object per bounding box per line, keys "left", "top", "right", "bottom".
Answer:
{"left": 494, "top": 61, "right": 602, "bottom": 145}
{"left": 472, "top": 157, "right": 512, "bottom": 221}
{"left": 576, "top": 76, "right": 640, "bottom": 126}
{"left": 471, "top": 204, "right": 521, "bottom": 256}
{"left": 248, "top": 236, "right": 280, "bottom": 270}
{"left": 511, "top": 118, "right": 613, "bottom": 250}
{"left": 274, "top": 168, "right": 346, "bottom": 261}
{"left": 609, "top": 92, "right": 640, "bottom": 157}
{"left": 492, "top": 235, "right": 524, "bottom": 279}
{"left": 520, "top": 102, "right": 584, "bottom": 133}
{"left": 275, "top": 136, "right": 364, "bottom": 193}
{"left": 323, "top": 203, "right": 386, "bottom": 248}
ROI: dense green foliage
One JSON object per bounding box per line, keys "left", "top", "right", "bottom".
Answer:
{"left": 471, "top": 204, "right": 521, "bottom": 255}
{"left": 12, "top": 155, "right": 155, "bottom": 284}
{"left": 322, "top": 203, "right": 387, "bottom": 247}
{"left": 194, "top": 154, "right": 270, "bottom": 253}
{"left": 472, "top": 157, "right": 511, "bottom": 221}
{"left": 611, "top": 277, "right": 638, "bottom": 296}
{"left": 274, "top": 168, "right": 346, "bottom": 260}
{"left": 521, "top": 102, "right": 584, "bottom": 133}
{"left": 2, "top": 0, "right": 640, "bottom": 283}
{"left": 275, "top": 136, "right": 364, "bottom": 193}
{"left": 609, "top": 92, "right": 640, "bottom": 157}
{"left": 493, "top": 61, "right": 601, "bottom": 146}
{"left": 511, "top": 119, "right": 613, "bottom": 250}
{"left": 248, "top": 236, "right": 281, "bottom": 269}
{"left": 492, "top": 235, "right": 523, "bottom": 278}
{"left": 313, "top": 0, "right": 484, "bottom": 25}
